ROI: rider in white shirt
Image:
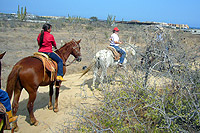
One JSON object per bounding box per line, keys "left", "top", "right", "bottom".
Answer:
{"left": 110, "top": 27, "right": 126, "bottom": 66}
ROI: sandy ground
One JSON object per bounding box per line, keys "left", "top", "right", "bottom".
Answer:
{"left": 4, "top": 72, "right": 97, "bottom": 133}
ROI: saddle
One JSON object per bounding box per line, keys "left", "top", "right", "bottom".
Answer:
{"left": 33, "top": 52, "right": 57, "bottom": 81}
{"left": 107, "top": 46, "right": 121, "bottom": 60}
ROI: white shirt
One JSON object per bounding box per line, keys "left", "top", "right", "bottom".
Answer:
{"left": 110, "top": 33, "right": 119, "bottom": 46}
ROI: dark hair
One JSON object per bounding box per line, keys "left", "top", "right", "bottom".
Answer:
{"left": 113, "top": 30, "right": 119, "bottom": 33}
{"left": 39, "top": 23, "right": 52, "bottom": 47}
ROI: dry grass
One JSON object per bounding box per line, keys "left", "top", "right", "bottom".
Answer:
{"left": 1, "top": 20, "right": 200, "bottom": 132}
{"left": 0, "top": 20, "right": 199, "bottom": 89}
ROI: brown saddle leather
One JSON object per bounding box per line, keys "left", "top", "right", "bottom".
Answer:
{"left": 107, "top": 46, "right": 121, "bottom": 60}
{"left": 33, "top": 52, "right": 58, "bottom": 81}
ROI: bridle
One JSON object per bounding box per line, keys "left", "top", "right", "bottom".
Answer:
{"left": 72, "top": 39, "right": 81, "bottom": 56}
{"left": 56, "top": 40, "right": 81, "bottom": 67}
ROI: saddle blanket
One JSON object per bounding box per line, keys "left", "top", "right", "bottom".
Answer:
{"left": 107, "top": 46, "right": 121, "bottom": 60}
{"left": 33, "top": 52, "right": 57, "bottom": 81}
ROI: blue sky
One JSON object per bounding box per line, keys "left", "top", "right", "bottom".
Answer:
{"left": 1, "top": 0, "right": 200, "bottom": 27}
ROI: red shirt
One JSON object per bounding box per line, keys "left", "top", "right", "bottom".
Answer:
{"left": 37, "top": 31, "right": 57, "bottom": 53}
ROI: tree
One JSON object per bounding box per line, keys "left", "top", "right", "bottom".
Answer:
{"left": 89, "top": 16, "right": 98, "bottom": 22}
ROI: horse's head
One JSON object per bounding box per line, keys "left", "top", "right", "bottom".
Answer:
{"left": 124, "top": 45, "right": 136, "bottom": 56}
{"left": 57, "top": 39, "right": 82, "bottom": 63}
{"left": 71, "top": 39, "right": 82, "bottom": 62}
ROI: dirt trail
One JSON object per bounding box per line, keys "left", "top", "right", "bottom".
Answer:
{"left": 5, "top": 73, "right": 96, "bottom": 133}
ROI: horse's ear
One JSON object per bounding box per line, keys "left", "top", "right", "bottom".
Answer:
{"left": 0, "top": 51, "right": 6, "bottom": 59}
{"left": 77, "top": 39, "right": 81, "bottom": 44}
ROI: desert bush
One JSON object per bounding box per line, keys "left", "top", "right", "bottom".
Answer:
{"left": 28, "top": 23, "right": 41, "bottom": 29}
{"left": 0, "top": 18, "right": 199, "bottom": 132}
{"left": 49, "top": 18, "right": 66, "bottom": 31}
{"left": 85, "top": 26, "right": 94, "bottom": 31}
{"left": 104, "top": 32, "right": 109, "bottom": 39}
{"left": 65, "top": 26, "right": 200, "bottom": 132}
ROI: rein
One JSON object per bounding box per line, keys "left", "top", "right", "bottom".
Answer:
{"left": 63, "top": 58, "right": 77, "bottom": 66}
{"left": 123, "top": 42, "right": 137, "bottom": 49}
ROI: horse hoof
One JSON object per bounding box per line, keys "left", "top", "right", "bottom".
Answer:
{"left": 14, "top": 126, "right": 19, "bottom": 132}
{"left": 12, "top": 125, "right": 19, "bottom": 132}
{"left": 34, "top": 121, "right": 39, "bottom": 126}
{"left": 48, "top": 105, "right": 53, "bottom": 110}
{"left": 54, "top": 108, "right": 59, "bottom": 112}
{"left": 31, "top": 120, "right": 39, "bottom": 126}
{"left": 12, "top": 122, "right": 19, "bottom": 132}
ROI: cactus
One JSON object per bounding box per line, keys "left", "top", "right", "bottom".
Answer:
{"left": 17, "top": 5, "right": 27, "bottom": 21}
{"left": 23, "top": 7, "right": 27, "bottom": 20}
{"left": 107, "top": 14, "right": 112, "bottom": 25}
{"left": 67, "top": 14, "right": 74, "bottom": 23}
{"left": 113, "top": 16, "right": 116, "bottom": 23}
{"left": 17, "top": 5, "right": 20, "bottom": 20}
{"left": 67, "top": 14, "right": 81, "bottom": 23}
{"left": 107, "top": 14, "right": 116, "bottom": 26}
{"left": 122, "top": 18, "right": 124, "bottom": 24}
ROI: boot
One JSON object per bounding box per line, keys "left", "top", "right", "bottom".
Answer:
{"left": 6, "top": 110, "right": 18, "bottom": 123}
{"left": 56, "top": 76, "right": 66, "bottom": 81}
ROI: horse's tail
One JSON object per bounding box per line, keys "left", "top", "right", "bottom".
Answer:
{"left": 6, "top": 65, "right": 22, "bottom": 100}
{"left": 80, "top": 58, "right": 96, "bottom": 78}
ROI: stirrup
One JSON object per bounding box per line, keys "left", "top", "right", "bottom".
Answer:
{"left": 56, "top": 76, "right": 66, "bottom": 81}
{"left": 118, "top": 63, "right": 124, "bottom": 68}
{"left": 9, "top": 116, "right": 18, "bottom": 124}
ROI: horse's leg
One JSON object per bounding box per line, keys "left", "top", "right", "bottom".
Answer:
{"left": 27, "top": 89, "right": 38, "bottom": 126}
{"left": 54, "top": 81, "right": 61, "bottom": 112}
{"left": 12, "top": 87, "right": 22, "bottom": 131}
{"left": 100, "top": 65, "right": 107, "bottom": 84}
{"left": 92, "top": 67, "right": 98, "bottom": 87}
{"left": 48, "top": 83, "right": 54, "bottom": 110}
{"left": 104, "top": 67, "right": 108, "bottom": 83}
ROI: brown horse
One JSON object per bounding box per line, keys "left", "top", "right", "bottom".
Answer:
{"left": 6, "top": 39, "right": 81, "bottom": 130}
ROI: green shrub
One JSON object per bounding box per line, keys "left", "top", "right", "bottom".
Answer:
{"left": 85, "top": 26, "right": 94, "bottom": 31}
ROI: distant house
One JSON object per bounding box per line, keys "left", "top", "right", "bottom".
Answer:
{"left": 26, "top": 14, "right": 37, "bottom": 19}
{"left": 191, "top": 29, "right": 200, "bottom": 35}
{"left": 167, "top": 23, "right": 189, "bottom": 29}
{"left": 131, "top": 20, "right": 140, "bottom": 22}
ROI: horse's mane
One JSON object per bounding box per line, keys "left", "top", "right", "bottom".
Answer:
{"left": 59, "top": 39, "right": 75, "bottom": 50}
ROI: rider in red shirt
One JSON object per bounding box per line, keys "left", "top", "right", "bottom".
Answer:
{"left": 37, "top": 31, "right": 56, "bottom": 53}
{"left": 37, "top": 23, "right": 65, "bottom": 81}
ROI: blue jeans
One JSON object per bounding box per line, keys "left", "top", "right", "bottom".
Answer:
{"left": 110, "top": 45, "right": 126, "bottom": 64}
{"left": 43, "top": 52, "right": 63, "bottom": 77}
